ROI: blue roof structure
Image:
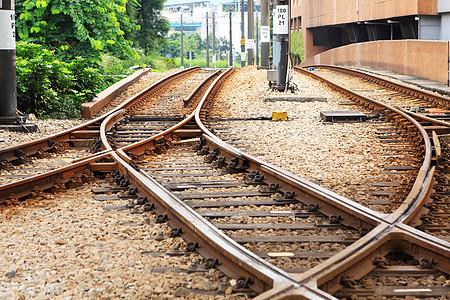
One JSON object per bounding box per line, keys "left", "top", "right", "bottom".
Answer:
{"left": 170, "top": 22, "right": 203, "bottom": 27}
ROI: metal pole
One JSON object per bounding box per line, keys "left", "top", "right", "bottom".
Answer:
{"left": 0, "top": 0, "right": 19, "bottom": 123}
{"left": 256, "top": 12, "right": 259, "bottom": 66}
{"left": 240, "top": 0, "right": 245, "bottom": 67}
{"left": 274, "top": 0, "right": 289, "bottom": 90}
{"left": 212, "top": 12, "right": 216, "bottom": 68}
{"left": 229, "top": 10, "right": 233, "bottom": 67}
{"left": 247, "top": 0, "right": 254, "bottom": 65}
{"left": 260, "top": 0, "right": 270, "bottom": 69}
{"left": 180, "top": 14, "right": 184, "bottom": 69}
{"left": 206, "top": 12, "right": 209, "bottom": 68}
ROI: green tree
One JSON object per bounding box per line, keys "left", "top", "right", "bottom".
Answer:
{"left": 16, "top": 0, "right": 140, "bottom": 63}
{"left": 185, "top": 33, "right": 202, "bottom": 55}
{"left": 290, "top": 30, "right": 304, "bottom": 64}
{"left": 159, "top": 32, "right": 182, "bottom": 58}
{"left": 126, "top": 0, "right": 170, "bottom": 54}
{"left": 16, "top": 42, "right": 103, "bottom": 118}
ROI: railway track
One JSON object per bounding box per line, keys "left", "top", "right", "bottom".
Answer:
{"left": 0, "top": 67, "right": 215, "bottom": 187}
{"left": 0, "top": 66, "right": 448, "bottom": 298}
{"left": 295, "top": 66, "right": 450, "bottom": 237}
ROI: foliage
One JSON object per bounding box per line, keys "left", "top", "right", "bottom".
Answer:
{"left": 159, "top": 32, "right": 182, "bottom": 58}
{"left": 160, "top": 32, "right": 231, "bottom": 65}
{"left": 185, "top": 33, "right": 203, "bottom": 55}
{"left": 290, "top": 30, "right": 305, "bottom": 63}
{"left": 15, "top": 0, "right": 140, "bottom": 63}
{"left": 125, "top": 0, "right": 170, "bottom": 54}
{"left": 173, "top": 57, "right": 231, "bottom": 69}
{"left": 16, "top": 42, "right": 103, "bottom": 118}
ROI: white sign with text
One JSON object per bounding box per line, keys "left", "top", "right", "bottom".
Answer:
{"left": 0, "top": 10, "right": 15, "bottom": 50}
{"left": 273, "top": 5, "right": 289, "bottom": 35}
{"left": 261, "top": 26, "right": 270, "bottom": 43}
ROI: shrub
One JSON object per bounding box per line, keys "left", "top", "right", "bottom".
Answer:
{"left": 16, "top": 41, "right": 103, "bottom": 118}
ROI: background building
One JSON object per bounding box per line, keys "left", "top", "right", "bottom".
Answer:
{"left": 162, "top": 0, "right": 254, "bottom": 58}
{"left": 291, "top": 0, "right": 450, "bottom": 85}
{"left": 291, "top": 0, "right": 450, "bottom": 59}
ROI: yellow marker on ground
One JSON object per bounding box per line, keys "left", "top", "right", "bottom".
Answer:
{"left": 272, "top": 112, "right": 287, "bottom": 121}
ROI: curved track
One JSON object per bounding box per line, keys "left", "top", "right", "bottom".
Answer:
{"left": 0, "top": 66, "right": 449, "bottom": 298}
{"left": 0, "top": 67, "right": 214, "bottom": 187}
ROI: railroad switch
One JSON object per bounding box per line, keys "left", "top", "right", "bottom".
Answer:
{"left": 320, "top": 111, "right": 368, "bottom": 122}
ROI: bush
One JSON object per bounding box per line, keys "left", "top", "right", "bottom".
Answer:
{"left": 173, "top": 57, "right": 232, "bottom": 69}
{"left": 290, "top": 30, "right": 305, "bottom": 64}
{"left": 16, "top": 42, "right": 103, "bottom": 119}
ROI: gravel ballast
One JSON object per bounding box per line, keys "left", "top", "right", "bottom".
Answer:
{"left": 208, "top": 66, "right": 416, "bottom": 211}
{"left": 0, "top": 66, "right": 423, "bottom": 298}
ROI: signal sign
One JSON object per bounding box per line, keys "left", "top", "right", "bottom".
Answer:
{"left": 273, "top": 5, "right": 288, "bottom": 35}
{"left": 261, "top": 26, "right": 270, "bottom": 43}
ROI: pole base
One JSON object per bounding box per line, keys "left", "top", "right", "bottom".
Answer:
{"left": 0, "top": 116, "right": 39, "bottom": 132}
{"left": 0, "top": 123, "right": 38, "bottom": 132}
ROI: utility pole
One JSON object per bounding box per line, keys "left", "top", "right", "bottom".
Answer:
{"left": 240, "top": 0, "right": 245, "bottom": 67}
{"left": 206, "top": 12, "right": 209, "bottom": 68}
{"left": 212, "top": 12, "right": 216, "bottom": 68}
{"left": 229, "top": 9, "right": 233, "bottom": 67}
{"left": 260, "top": 0, "right": 270, "bottom": 69}
{"left": 0, "top": 0, "right": 18, "bottom": 124}
{"left": 256, "top": 12, "right": 259, "bottom": 66}
{"left": 180, "top": 13, "right": 184, "bottom": 69}
{"left": 247, "top": 0, "right": 254, "bottom": 65}
{"left": 0, "top": 0, "right": 35, "bottom": 131}
{"left": 273, "top": 0, "right": 289, "bottom": 90}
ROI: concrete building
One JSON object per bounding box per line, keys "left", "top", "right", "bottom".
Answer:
{"left": 291, "top": 0, "right": 450, "bottom": 59}
{"left": 292, "top": 0, "right": 450, "bottom": 85}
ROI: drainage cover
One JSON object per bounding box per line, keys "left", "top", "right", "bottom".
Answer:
{"left": 320, "top": 111, "right": 368, "bottom": 122}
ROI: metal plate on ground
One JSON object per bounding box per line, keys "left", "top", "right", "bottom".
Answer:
{"left": 320, "top": 111, "right": 368, "bottom": 122}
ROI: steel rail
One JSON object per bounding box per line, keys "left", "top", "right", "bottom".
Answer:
{"left": 0, "top": 152, "right": 116, "bottom": 204}
{"left": 193, "top": 68, "right": 441, "bottom": 298}
{"left": 0, "top": 67, "right": 306, "bottom": 296}
{"left": 306, "top": 65, "right": 450, "bottom": 109}
{"left": 0, "top": 67, "right": 200, "bottom": 164}
{"left": 1, "top": 65, "right": 448, "bottom": 299}
{"left": 302, "top": 225, "right": 450, "bottom": 296}
{"left": 0, "top": 67, "right": 206, "bottom": 206}
{"left": 183, "top": 70, "right": 221, "bottom": 106}
{"left": 192, "top": 66, "right": 446, "bottom": 298}
{"left": 114, "top": 149, "right": 302, "bottom": 295}
{"left": 100, "top": 109, "right": 126, "bottom": 151}
{"left": 195, "top": 69, "right": 386, "bottom": 229}
{"left": 398, "top": 106, "right": 450, "bottom": 128}
{"left": 104, "top": 68, "right": 305, "bottom": 295}
{"left": 281, "top": 66, "right": 449, "bottom": 299}
{"left": 296, "top": 68, "right": 434, "bottom": 224}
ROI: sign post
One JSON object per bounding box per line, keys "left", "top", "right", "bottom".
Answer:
{"left": 273, "top": 0, "right": 289, "bottom": 90}
{"left": 0, "top": 1, "right": 44, "bottom": 131}
{"left": 247, "top": 0, "right": 254, "bottom": 65}
{"left": 260, "top": 0, "right": 270, "bottom": 69}
{"left": 240, "top": 0, "right": 245, "bottom": 67}
{"left": 0, "top": 0, "right": 19, "bottom": 123}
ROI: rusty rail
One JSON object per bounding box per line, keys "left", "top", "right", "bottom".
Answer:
{"left": 280, "top": 66, "right": 449, "bottom": 299}
{"left": 1, "top": 65, "right": 448, "bottom": 299}
{"left": 310, "top": 65, "right": 450, "bottom": 109}
{"left": 0, "top": 67, "right": 201, "bottom": 165}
